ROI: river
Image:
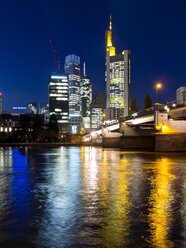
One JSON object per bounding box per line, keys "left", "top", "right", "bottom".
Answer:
{"left": 0, "top": 146, "right": 186, "bottom": 247}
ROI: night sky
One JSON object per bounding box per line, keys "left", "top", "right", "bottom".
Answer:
{"left": 0, "top": 0, "right": 186, "bottom": 111}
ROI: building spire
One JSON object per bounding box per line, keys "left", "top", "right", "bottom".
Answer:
{"left": 109, "top": 14, "right": 112, "bottom": 31}
{"left": 83, "top": 62, "right": 86, "bottom": 75}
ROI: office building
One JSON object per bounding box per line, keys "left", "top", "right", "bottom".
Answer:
{"left": 80, "top": 63, "right": 92, "bottom": 128}
{"left": 65, "top": 54, "right": 81, "bottom": 117}
{"left": 65, "top": 54, "right": 81, "bottom": 133}
{"left": 177, "top": 87, "right": 186, "bottom": 105}
{"left": 91, "top": 93, "right": 104, "bottom": 129}
{"left": 105, "top": 16, "right": 131, "bottom": 119}
{"left": 48, "top": 72, "right": 69, "bottom": 131}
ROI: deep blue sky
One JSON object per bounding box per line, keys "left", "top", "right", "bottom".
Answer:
{"left": 0, "top": 0, "right": 186, "bottom": 111}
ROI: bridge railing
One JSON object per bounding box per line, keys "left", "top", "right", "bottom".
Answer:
{"left": 123, "top": 107, "right": 154, "bottom": 122}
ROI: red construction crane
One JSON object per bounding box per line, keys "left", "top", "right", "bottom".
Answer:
{"left": 49, "top": 40, "right": 61, "bottom": 71}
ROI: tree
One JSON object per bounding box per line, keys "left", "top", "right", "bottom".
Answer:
{"left": 33, "top": 114, "right": 45, "bottom": 142}
{"left": 143, "top": 94, "right": 153, "bottom": 110}
{"left": 47, "top": 114, "right": 59, "bottom": 141}
{"left": 130, "top": 97, "right": 138, "bottom": 114}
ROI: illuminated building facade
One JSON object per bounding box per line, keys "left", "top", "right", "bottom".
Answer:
{"left": 91, "top": 93, "right": 104, "bottom": 129}
{"left": 65, "top": 54, "right": 80, "bottom": 117}
{"left": 80, "top": 63, "right": 92, "bottom": 128}
{"left": 65, "top": 54, "right": 81, "bottom": 133}
{"left": 48, "top": 72, "right": 69, "bottom": 131}
{"left": 105, "top": 16, "right": 131, "bottom": 119}
{"left": 176, "top": 87, "right": 186, "bottom": 105}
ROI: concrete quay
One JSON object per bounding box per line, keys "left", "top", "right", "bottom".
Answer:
{"left": 102, "top": 133, "right": 186, "bottom": 152}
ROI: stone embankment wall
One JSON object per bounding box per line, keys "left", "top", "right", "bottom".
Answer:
{"left": 102, "top": 137, "right": 120, "bottom": 148}
{"left": 102, "top": 136, "right": 155, "bottom": 150}
{"left": 155, "top": 133, "right": 186, "bottom": 152}
{"left": 120, "top": 136, "right": 155, "bottom": 150}
{"left": 102, "top": 134, "right": 186, "bottom": 152}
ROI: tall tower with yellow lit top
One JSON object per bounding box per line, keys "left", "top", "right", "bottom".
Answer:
{"left": 105, "top": 15, "right": 130, "bottom": 119}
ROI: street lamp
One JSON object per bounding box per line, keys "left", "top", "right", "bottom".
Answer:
{"left": 154, "top": 82, "right": 163, "bottom": 130}
{"left": 155, "top": 82, "right": 163, "bottom": 103}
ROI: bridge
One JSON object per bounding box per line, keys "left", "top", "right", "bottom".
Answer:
{"left": 83, "top": 104, "right": 186, "bottom": 143}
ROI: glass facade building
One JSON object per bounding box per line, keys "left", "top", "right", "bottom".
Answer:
{"left": 177, "top": 87, "right": 186, "bottom": 105}
{"left": 91, "top": 93, "right": 104, "bottom": 129}
{"left": 65, "top": 54, "right": 81, "bottom": 133}
{"left": 105, "top": 16, "right": 130, "bottom": 119}
{"left": 48, "top": 73, "right": 69, "bottom": 131}
{"left": 65, "top": 54, "right": 81, "bottom": 117}
{"left": 80, "top": 63, "right": 92, "bottom": 128}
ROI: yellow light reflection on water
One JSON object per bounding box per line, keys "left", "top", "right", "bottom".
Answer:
{"left": 98, "top": 150, "right": 109, "bottom": 209}
{"left": 81, "top": 146, "right": 98, "bottom": 191}
{"left": 99, "top": 154, "right": 130, "bottom": 247}
{"left": 148, "top": 157, "right": 174, "bottom": 248}
{"left": 80, "top": 148, "right": 131, "bottom": 247}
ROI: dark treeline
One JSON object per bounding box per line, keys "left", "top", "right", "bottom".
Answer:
{"left": 130, "top": 94, "right": 153, "bottom": 114}
{"left": 0, "top": 114, "right": 59, "bottom": 143}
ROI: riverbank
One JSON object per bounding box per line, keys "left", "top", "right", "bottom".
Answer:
{"left": 1, "top": 133, "right": 186, "bottom": 152}
{"left": 0, "top": 142, "right": 101, "bottom": 147}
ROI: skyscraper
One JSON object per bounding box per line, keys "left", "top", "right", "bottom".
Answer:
{"left": 91, "top": 93, "right": 105, "bottom": 129}
{"left": 65, "top": 54, "right": 81, "bottom": 133}
{"left": 105, "top": 16, "right": 131, "bottom": 119}
{"left": 48, "top": 72, "right": 69, "bottom": 131}
{"left": 176, "top": 86, "right": 186, "bottom": 105}
{"left": 65, "top": 54, "right": 81, "bottom": 117}
{"left": 80, "top": 62, "right": 92, "bottom": 128}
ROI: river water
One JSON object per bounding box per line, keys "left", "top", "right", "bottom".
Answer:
{"left": 0, "top": 146, "right": 186, "bottom": 247}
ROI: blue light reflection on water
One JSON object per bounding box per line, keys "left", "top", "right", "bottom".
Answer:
{"left": 0, "top": 147, "right": 186, "bottom": 247}
{"left": 35, "top": 147, "right": 83, "bottom": 247}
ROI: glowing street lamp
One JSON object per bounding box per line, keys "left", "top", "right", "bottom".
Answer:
{"left": 154, "top": 82, "right": 163, "bottom": 130}
{"left": 155, "top": 82, "right": 163, "bottom": 103}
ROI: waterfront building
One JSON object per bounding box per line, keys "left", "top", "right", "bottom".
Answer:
{"left": 48, "top": 72, "right": 69, "bottom": 131}
{"left": 80, "top": 62, "right": 92, "bottom": 129}
{"left": 65, "top": 54, "right": 81, "bottom": 133}
{"left": 176, "top": 86, "right": 186, "bottom": 105}
{"left": 91, "top": 93, "right": 104, "bottom": 129}
{"left": 105, "top": 16, "right": 131, "bottom": 119}
{"left": 0, "top": 113, "right": 19, "bottom": 133}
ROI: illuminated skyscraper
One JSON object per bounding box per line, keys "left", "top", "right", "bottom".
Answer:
{"left": 65, "top": 54, "right": 81, "bottom": 133}
{"left": 105, "top": 15, "right": 131, "bottom": 119}
{"left": 65, "top": 54, "right": 81, "bottom": 117}
{"left": 80, "top": 62, "right": 92, "bottom": 128}
{"left": 48, "top": 72, "right": 69, "bottom": 131}
{"left": 91, "top": 93, "right": 104, "bottom": 129}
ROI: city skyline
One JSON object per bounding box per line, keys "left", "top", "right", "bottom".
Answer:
{"left": 0, "top": 0, "right": 186, "bottom": 111}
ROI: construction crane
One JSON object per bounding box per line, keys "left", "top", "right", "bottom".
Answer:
{"left": 49, "top": 40, "right": 61, "bottom": 71}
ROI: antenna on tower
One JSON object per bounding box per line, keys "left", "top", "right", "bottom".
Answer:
{"left": 109, "top": 14, "right": 112, "bottom": 30}
{"left": 49, "top": 40, "right": 61, "bottom": 71}
{"left": 83, "top": 62, "right": 86, "bottom": 76}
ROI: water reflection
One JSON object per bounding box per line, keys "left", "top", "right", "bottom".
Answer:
{"left": 80, "top": 149, "right": 131, "bottom": 247}
{"left": 100, "top": 155, "right": 130, "bottom": 247}
{"left": 148, "top": 158, "right": 174, "bottom": 247}
{"left": 0, "top": 147, "right": 185, "bottom": 247}
{"left": 0, "top": 148, "right": 12, "bottom": 225}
